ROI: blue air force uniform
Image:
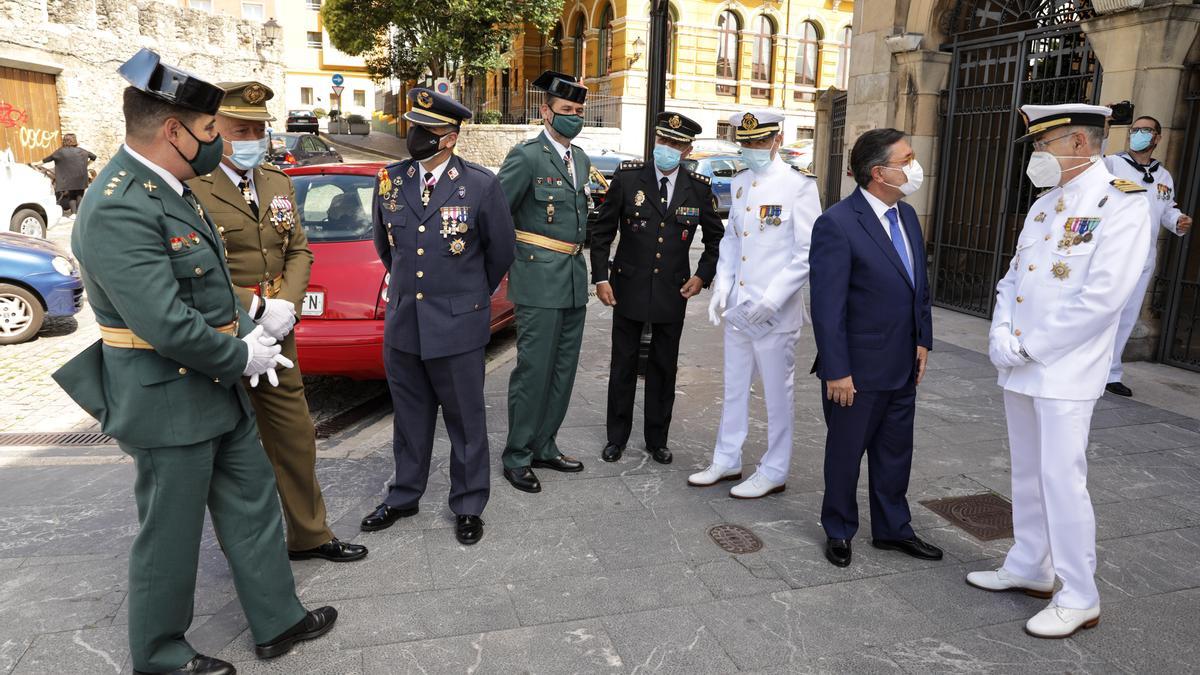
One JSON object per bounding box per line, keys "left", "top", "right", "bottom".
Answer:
{"left": 369, "top": 89, "right": 516, "bottom": 522}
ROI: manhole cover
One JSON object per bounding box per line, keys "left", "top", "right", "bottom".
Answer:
{"left": 921, "top": 493, "right": 1013, "bottom": 541}
{"left": 0, "top": 432, "right": 114, "bottom": 447}
{"left": 708, "top": 524, "right": 763, "bottom": 554}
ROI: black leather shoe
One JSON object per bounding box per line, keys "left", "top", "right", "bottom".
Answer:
{"left": 504, "top": 467, "right": 542, "bottom": 493}
{"left": 255, "top": 606, "right": 338, "bottom": 659}
{"left": 826, "top": 538, "right": 852, "bottom": 567}
{"left": 648, "top": 446, "right": 673, "bottom": 464}
{"left": 456, "top": 515, "right": 484, "bottom": 545}
{"left": 360, "top": 503, "right": 418, "bottom": 532}
{"left": 872, "top": 536, "right": 944, "bottom": 560}
{"left": 133, "top": 654, "right": 235, "bottom": 675}
{"left": 532, "top": 454, "right": 584, "bottom": 472}
{"left": 1106, "top": 381, "right": 1133, "bottom": 397}
{"left": 289, "top": 537, "right": 368, "bottom": 562}
{"left": 601, "top": 443, "right": 624, "bottom": 462}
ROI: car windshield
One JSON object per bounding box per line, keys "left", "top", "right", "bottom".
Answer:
{"left": 292, "top": 173, "right": 375, "bottom": 243}
{"left": 270, "top": 134, "right": 300, "bottom": 153}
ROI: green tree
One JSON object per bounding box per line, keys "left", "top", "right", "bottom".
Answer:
{"left": 322, "top": 0, "right": 563, "bottom": 82}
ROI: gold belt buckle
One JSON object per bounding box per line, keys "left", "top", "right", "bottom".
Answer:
{"left": 571, "top": 243, "right": 582, "bottom": 255}
{"left": 258, "top": 281, "right": 269, "bottom": 298}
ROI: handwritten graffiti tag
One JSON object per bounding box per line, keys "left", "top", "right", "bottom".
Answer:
{"left": 0, "top": 101, "right": 29, "bottom": 128}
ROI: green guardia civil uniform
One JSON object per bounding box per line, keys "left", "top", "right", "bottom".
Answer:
{"left": 497, "top": 128, "right": 593, "bottom": 468}
{"left": 51, "top": 51, "right": 304, "bottom": 673}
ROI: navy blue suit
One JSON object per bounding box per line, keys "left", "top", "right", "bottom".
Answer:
{"left": 373, "top": 154, "right": 516, "bottom": 515}
{"left": 809, "top": 188, "right": 932, "bottom": 541}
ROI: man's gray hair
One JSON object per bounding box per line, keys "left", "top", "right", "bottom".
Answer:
{"left": 1066, "top": 125, "right": 1105, "bottom": 153}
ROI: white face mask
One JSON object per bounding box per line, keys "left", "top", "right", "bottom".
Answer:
{"left": 1025, "top": 151, "right": 1098, "bottom": 188}
{"left": 228, "top": 137, "right": 269, "bottom": 171}
{"left": 881, "top": 160, "right": 924, "bottom": 196}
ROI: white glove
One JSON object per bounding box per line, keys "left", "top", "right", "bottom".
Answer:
{"left": 744, "top": 299, "right": 779, "bottom": 326}
{"left": 988, "top": 331, "right": 1027, "bottom": 369}
{"left": 708, "top": 286, "right": 728, "bottom": 326}
{"left": 256, "top": 297, "right": 297, "bottom": 340}
{"left": 242, "top": 325, "right": 294, "bottom": 387}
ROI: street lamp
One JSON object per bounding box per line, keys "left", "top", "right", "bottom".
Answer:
{"left": 263, "top": 18, "right": 282, "bottom": 42}
{"left": 642, "top": 0, "right": 669, "bottom": 159}
{"left": 628, "top": 36, "right": 645, "bottom": 69}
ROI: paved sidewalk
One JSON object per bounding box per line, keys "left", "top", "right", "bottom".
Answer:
{"left": 323, "top": 132, "right": 408, "bottom": 161}
{"left": 1, "top": 293, "right": 1199, "bottom": 673}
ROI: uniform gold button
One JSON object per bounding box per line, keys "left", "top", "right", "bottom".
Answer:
{"left": 416, "top": 271, "right": 424, "bottom": 278}
{"left": 653, "top": 268, "right": 659, "bottom": 273}
{"left": 261, "top": 248, "right": 267, "bottom": 254}
{"left": 655, "top": 253, "right": 661, "bottom": 259}
{"left": 474, "top": 303, "right": 481, "bottom": 309}
{"left": 1014, "top": 329, "right": 1022, "bottom": 336}
{"left": 417, "top": 248, "right": 424, "bottom": 256}
{"left": 259, "top": 224, "right": 264, "bottom": 230}
{"left": 264, "top": 273, "right": 270, "bottom": 280}
{"left": 548, "top": 195, "right": 554, "bottom": 200}
{"left": 1028, "top": 264, "right": 1035, "bottom": 271}
{"left": 418, "top": 225, "right": 425, "bottom": 232}
{"left": 745, "top": 207, "right": 751, "bottom": 212}
{"left": 1044, "top": 234, "right": 1052, "bottom": 241}
{"left": 416, "top": 292, "right": 425, "bottom": 300}
{"left": 659, "top": 223, "right": 664, "bottom": 229}
{"left": 742, "top": 256, "right": 747, "bottom": 261}
{"left": 213, "top": 378, "right": 220, "bottom": 383}
{"left": 743, "top": 231, "right": 749, "bottom": 237}
{"left": 529, "top": 255, "right": 535, "bottom": 260}
{"left": 739, "top": 280, "right": 745, "bottom": 286}
{"left": 1017, "top": 296, "right": 1024, "bottom": 303}
{"left": 178, "top": 367, "right": 187, "bottom": 375}
{"left": 193, "top": 267, "right": 203, "bottom": 276}
{"left": 753, "top": 181, "right": 758, "bottom": 187}
{"left": 658, "top": 237, "right": 664, "bottom": 243}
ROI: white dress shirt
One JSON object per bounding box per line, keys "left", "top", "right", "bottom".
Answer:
{"left": 654, "top": 165, "right": 678, "bottom": 205}
{"left": 542, "top": 131, "right": 576, "bottom": 189}
{"left": 219, "top": 161, "right": 257, "bottom": 204}
{"left": 418, "top": 156, "right": 450, "bottom": 187}
{"left": 123, "top": 144, "right": 184, "bottom": 196}
{"left": 858, "top": 187, "right": 914, "bottom": 268}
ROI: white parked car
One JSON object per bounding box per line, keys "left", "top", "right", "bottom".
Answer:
{"left": 0, "top": 148, "right": 62, "bottom": 239}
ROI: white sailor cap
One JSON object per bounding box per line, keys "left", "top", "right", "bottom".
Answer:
{"left": 729, "top": 109, "right": 782, "bottom": 142}
{"left": 1017, "top": 103, "right": 1112, "bottom": 143}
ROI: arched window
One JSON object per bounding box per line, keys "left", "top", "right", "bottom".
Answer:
{"left": 715, "top": 10, "right": 740, "bottom": 96}
{"left": 795, "top": 20, "right": 821, "bottom": 88}
{"left": 750, "top": 15, "right": 775, "bottom": 98}
{"left": 550, "top": 22, "right": 564, "bottom": 73}
{"left": 598, "top": 4, "right": 614, "bottom": 76}
{"left": 572, "top": 14, "right": 586, "bottom": 77}
{"left": 836, "top": 26, "right": 852, "bottom": 89}
{"left": 666, "top": 5, "right": 679, "bottom": 75}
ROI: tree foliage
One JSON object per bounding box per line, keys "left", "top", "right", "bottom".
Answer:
{"left": 322, "top": 0, "right": 563, "bottom": 82}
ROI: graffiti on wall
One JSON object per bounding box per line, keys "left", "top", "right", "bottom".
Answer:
{"left": 0, "top": 100, "right": 60, "bottom": 154}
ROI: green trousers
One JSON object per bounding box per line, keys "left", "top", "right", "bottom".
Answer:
{"left": 122, "top": 411, "right": 306, "bottom": 672}
{"left": 503, "top": 304, "right": 586, "bottom": 468}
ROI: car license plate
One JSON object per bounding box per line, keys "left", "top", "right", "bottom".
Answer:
{"left": 302, "top": 291, "right": 324, "bottom": 317}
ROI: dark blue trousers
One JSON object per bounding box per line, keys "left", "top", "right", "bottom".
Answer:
{"left": 820, "top": 378, "right": 918, "bottom": 541}
{"left": 383, "top": 345, "right": 489, "bottom": 516}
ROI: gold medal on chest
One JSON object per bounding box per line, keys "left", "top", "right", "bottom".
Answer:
{"left": 1051, "top": 260, "right": 1070, "bottom": 280}
{"left": 634, "top": 190, "right": 645, "bottom": 206}
{"left": 449, "top": 237, "right": 466, "bottom": 255}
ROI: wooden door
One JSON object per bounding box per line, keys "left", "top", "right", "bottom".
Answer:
{"left": 0, "top": 67, "right": 61, "bottom": 163}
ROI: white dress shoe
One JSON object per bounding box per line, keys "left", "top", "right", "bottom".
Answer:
{"left": 965, "top": 568, "right": 1054, "bottom": 599}
{"left": 687, "top": 463, "right": 742, "bottom": 487}
{"left": 729, "top": 471, "right": 785, "bottom": 499}
{"left": 1025, "top": 602, "right": 1100, "bottom": 639}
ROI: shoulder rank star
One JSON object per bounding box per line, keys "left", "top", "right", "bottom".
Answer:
{"left": 1055, "top": 196, "right": 1066, "bottom": 214}
{"left": 143, "top": 180, "right": 157, "bottom": 192}
{"left": 1033, "top": 212, "right": 1045, "bottom": 223}
{"left": 1051, "top": 260, "right": 1070, "bottom": 280}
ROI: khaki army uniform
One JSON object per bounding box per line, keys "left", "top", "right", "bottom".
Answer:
{"left": 189, "top": 161, "right": 332, "bottom": 551}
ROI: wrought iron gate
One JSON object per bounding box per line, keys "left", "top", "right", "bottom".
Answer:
{"left": 930, "top": 0, "right": 1101, "bottom": 317}
{"left": 825, "top": 91, "right": 847, "bottom": 209}
{"left": 1156, "top": 63, "right": 1200, "bottom": 371}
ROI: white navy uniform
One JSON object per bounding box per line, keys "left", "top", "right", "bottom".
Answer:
{"left": 1102, "top": 152, "right": 1186, "bottom": 383}
{"left": 990, "top": 159, "right": 1152, "bottom": 609}
{"left": 709, "top": 155, "right": 820, "bottom": 483}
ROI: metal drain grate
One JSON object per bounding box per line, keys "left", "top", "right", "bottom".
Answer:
{"left": 313, "top": 394, "right": 391, "bottom": 439}
{"left": 0, "top": 432, "right": 114, "bottom": 447}
{"left": 708, "top": 523, "right": 763, "bottom": 554}
{"left": 921, "top": 493, "right": 1013, "bottom": 541}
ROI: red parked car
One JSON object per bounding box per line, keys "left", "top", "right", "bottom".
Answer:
{"left": 285, "top": 162, "right": 515, "bottom": 379}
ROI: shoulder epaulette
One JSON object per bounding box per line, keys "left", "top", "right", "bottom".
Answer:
{"left": 687, "top": 169, "right": 711, "bottom": 186}
{"left": 791, "top": 165, "right": 816, "bottom": 179}
{"left": 459, "top": 157, "right": 493, "bottom": 177}
{"left": 1110, "top": 178, "right": 1147, "bottom": 194}
{"left": 522, "top": 137, "right": 542, "bottom": 146}
{"left": 618, "top": 160, "right": 644, "bottom": 171}
{"left": 100, "top": 170, "right": 134, "bottom": 198}
{"left": 385, "top": 158, "right": 407, "bottom": 171}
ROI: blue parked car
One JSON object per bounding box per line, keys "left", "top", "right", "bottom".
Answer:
{"left": 683, "top": 153, "right": 746, "bottom": 218}
{"left": 0, "top": 232, "right": 83, "bottom": 344}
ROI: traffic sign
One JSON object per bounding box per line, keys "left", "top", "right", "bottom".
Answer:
{"left": 332, "top": 85, "right": 344, "bottom": 97}
{"left": 434, "top": 78, "right": 453, "bottom": 96}
{"left": 332, "top": 73, "right": 344, "bottom": 86}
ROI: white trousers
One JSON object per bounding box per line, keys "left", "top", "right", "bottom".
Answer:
{"left": 1002, "top": 390, "right": 1099, "bottom": 609}
{"left": 711, "top": 326, "right": 799, "bottom": 483}
{"left": 1108, "top": 259, "right": 1155, "bottom": 384}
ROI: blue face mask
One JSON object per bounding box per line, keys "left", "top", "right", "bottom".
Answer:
{"left": 653, "top": 144, "right": 682, "bottom": 172}
{"left": 741, "top": 147, "right": 773, "bottom": 173}
{"left": 1129, "top": 129, "right": 1153, "bottom": 152}
{"left": 229, "top": 137, "right": 269, "bottom": 171}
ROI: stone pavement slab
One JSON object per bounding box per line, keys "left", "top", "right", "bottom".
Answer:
{"left": 1, "top": 291, "right": 1199, "bottom": 673}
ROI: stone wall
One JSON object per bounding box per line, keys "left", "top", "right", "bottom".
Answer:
{"left": 0, "top": 0, "right": 285, "bottom": 163}
{"left": 456, "top": 124, "right": 627, "bottom": 168}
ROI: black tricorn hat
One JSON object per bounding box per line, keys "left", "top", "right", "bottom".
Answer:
{"left": 118, "top": 48, "right": 224, "bottom": 115}
{"left": 532, "top": 70, "right": 587, "bottom": 104}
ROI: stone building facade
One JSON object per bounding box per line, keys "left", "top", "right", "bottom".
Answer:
{"left": 0, "top": 0, "right": 285, "bottom": 165}
{"left": 814, "top": 0, "right": 1200, "bottom": 370}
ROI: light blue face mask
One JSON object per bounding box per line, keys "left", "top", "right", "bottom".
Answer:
{"left": 1129, "top": 129, "right": 1153, "bottom": 152}
{"left": 229, "top": 137, "right": 269, "bottom": 171}
{"left": 741, "top": 147, "right": 773, "bottom": 173}
{"left": 653, "top": 143, "right": 683, "bottom": 172}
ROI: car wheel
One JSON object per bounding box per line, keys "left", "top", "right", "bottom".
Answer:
{"left": 10, "top": 208, "right": 46, "bottom": 238}
{"left": 0, "top": 283, "right": 45, "bottom": 345}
